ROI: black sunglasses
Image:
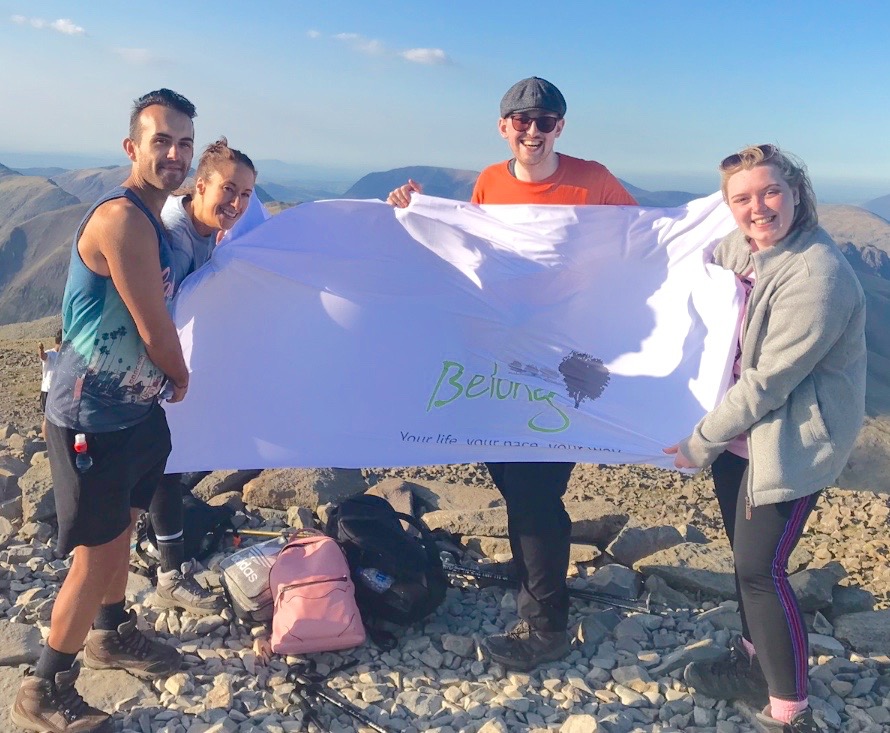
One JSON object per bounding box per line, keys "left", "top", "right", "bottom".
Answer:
{"left": 720, "top": 144, "right": 778, "bottom": 170}
{"left": 509, "top": 114, "right": 561, "bottom": 134}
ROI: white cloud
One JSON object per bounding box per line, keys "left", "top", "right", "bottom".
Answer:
{"left": 399, "top": 48, "right": 450, "bottom": 65}
{"left": 334, "top": 32, "right": 386, "bottom": 56}
{"left": 323, "top": 30, "right": 452, "bottom": 65}
{"left": 50, "top": 18, "right": 85, "bottom": 35}
{"left": 307, "top": 29, "right": 321, "bottom": 39}
{"left": 10, "top": 15, "right": 85, "bottom": 34}
{"left": 113, "top": 47, "right": 156, "bottom": 65}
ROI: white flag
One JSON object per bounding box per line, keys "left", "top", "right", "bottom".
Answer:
{"left": 165, "top": 193, "right": 739, "bottom": 472}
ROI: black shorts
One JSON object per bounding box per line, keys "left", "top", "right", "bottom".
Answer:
{"left": 40, "top": 391, "right": 48, "bottom": 412}
{"left": 46, "top": 405, "right": 172, "bottom": 555}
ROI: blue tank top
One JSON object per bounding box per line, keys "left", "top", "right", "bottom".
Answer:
{"left": 46, "top": 187, "right": 178, "bottom": 432}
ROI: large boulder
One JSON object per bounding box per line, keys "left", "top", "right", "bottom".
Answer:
{"left": 832, "top": 610, "right": 890, "bottom": 654}
{"left": 566, "top": 499, "right": 629, "bottom": 545}
{"left": 242, "top": 468, "right": 366, "bottom": 511}
{"left": 423, "top": 507, "right": 508, "bottom": 537}
{"left": 635, "top": 542, "right": 737, "bottom": 598}
{"left": 191, "top": 469, "right": 260, "bottom": 502}
{"left": 606, "top": 523, "right": 685, "bottom": 566}
{"left": 18, "top": 460, "right": 55, "bottom": 524}
{"left": 407, "top": 479, "right": 503, "bottom": 513}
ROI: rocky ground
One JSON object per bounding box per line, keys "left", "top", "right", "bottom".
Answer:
{"left": 1, "top": 320, "right": 890, "bottom": 733}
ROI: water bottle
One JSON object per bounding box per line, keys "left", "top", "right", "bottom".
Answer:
{"left": 358, "top": 567, "right": 394, "bottom": 593}
{"left": 73, "top": 433, "right": 93, "bottom": 472}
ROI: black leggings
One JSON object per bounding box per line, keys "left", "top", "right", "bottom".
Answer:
{"left": 712, "top": 451, "right": 819, "bottom": 701}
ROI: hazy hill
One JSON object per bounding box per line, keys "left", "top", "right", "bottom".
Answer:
{"left": 14, "top": 166, "right": 68, "bottom": 178}
{"left": 260, "top": 181, "right": 343, "bottom": 203}
{"left": 0, "top": 203, "right": 90, "bottom": 325}
{"left": 863, "top": 194, "right": 890, "bottom": 222}
{"left": 0, "top": 169, "right": 81, "bottom": 230}
{"left": 51, "top": 165, "right": 130, "bottom": 204}
{"left": 621, "top": 180, "right": 702, "bottom": 208}
{"left": 344, "top": 166, "right": 479, "bottom": 201}
{"left": 0, "top": 163, "right": 19, "bottom": 179}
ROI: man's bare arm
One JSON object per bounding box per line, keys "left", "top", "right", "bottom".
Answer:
{"left": 79, "top": 200, "right": 189, "bottom": 401}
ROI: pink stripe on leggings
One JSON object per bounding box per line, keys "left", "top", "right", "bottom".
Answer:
{"left": 770, "top": 495, "right": 815, "bottom": 700}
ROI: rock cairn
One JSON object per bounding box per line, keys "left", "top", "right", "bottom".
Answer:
{"left": 2, "top": 423, "right": 889, "bottom": 733}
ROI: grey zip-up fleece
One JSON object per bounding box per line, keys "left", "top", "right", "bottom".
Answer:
{"left": 679, "top": 225, "right": 866, "bottom": 507}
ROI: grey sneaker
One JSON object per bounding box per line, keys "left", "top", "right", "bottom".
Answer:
{"left": 482, "top": 619, "right": 572, "bottom": 672}
{"left": 153, "top": 560, "right": 226, "bottom": 615}
{"left": 684, "top": 635, "right": 769, "bottom": 706}
{"left": 756, "top": 706, "right": 820, "bottom": 733}
{"left": 11, "top": 663, "right": 112, "bottom": 733}
{"left": 83, "top": 609, "right": 181, "bottom": 679}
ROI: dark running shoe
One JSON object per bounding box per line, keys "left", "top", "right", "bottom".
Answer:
{"left": 756, "top": 705, "right": 820, "bottom": 733}
{"left": 12, "top": 663, "right": 112, "bottom": 733}
{"left": 83, "top": 609, "right": 181, "bottom": 679}
{"left": 482, "top": 619, "right": 572, "bottom": 672}
{"left": 684, "top": 635, "right": 769, "bottom": 706}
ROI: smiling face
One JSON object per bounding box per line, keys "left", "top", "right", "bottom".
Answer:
{"left": 725, "top": 164, "right": 800, "bottom": 250}
{"left": 498, "top": 109, "right": 564, "bottom": 181}
{"left": 125, "top": 104, "right": 194, "bottom": 194}
{"left": 191, "top": 160, "right": 256, "bottom": 235}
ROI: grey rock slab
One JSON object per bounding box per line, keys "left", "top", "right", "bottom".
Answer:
{"left": 0, "top": 515, "right": 14, "bottom": 549}
{"left": 586, "top": 564, "right": 641, "bottom": 598}
{"left": 833, "top": 610, "right": 890, "bottom": 654}
{"left": 827, "top": 584, "right": 876, "bottom": 619}
{"left": 606, "top": 523, "right": 684, "bottom": 566}
{"left": 643, "top": 574, "right": 694, "bottom": 610}
{"left": 0, "top": 620, "right": 42, "bottom": 665}
{"left": 79, "top": 666, "right": 159, "bottom": 713}
{"left": 242, "top": 468, "right": 366, "bottom": 511}
{"left": 635, "top": 541, "right": 736, "bottom": 598}
{"left": 0, "top": 496, "right": 23, "bottom": 522}
{"left": 650, "top": 638, "right": 725, "bottom": 676}
{"left": 18, "top": 459, "right": 55, "bottom": 523}
{"left": 789, "top": 562, "right": 847, "bottom": 612}
{"left": 0, "top": 468, "right": 19, "bottom": 501}
{"left": 808, "top": 633, "right": 846, "bottom": 657}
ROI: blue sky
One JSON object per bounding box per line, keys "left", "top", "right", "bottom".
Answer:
{"left": 1, "top": 1, "right": 888, "bottom": 201}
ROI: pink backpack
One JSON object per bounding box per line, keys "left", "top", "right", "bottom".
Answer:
{"left": 269, "top": 530, "right": 366, "bottom": 655}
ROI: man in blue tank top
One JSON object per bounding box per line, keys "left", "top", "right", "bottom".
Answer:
{"left": 13, "top": 89, "right": 196, "bottom": 733}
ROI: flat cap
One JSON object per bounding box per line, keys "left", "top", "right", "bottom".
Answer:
{"left": 499, "top": 77, "right": 567, "bottom": 118}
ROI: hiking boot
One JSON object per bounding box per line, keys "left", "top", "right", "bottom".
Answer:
{"left": 756, "top": 706, "right": 820, "bottom": 733}
{"left": 11, "top": 663, "right": 112, "bottom": 733}
{"left": 83, "top": 609, "right": 181, "bottom": 679}
{"left": 482, "top": 619, "right": 572, "bottom": 672}
{"left": 684, "top": 635, "right": 768, "bottom": 706}
{"left": 152, "top": 559, "right": 226, "bottom": 615}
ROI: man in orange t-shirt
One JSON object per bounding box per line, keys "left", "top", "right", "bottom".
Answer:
{"left": 388, "top": 76, "right": 636, "bottom": 672}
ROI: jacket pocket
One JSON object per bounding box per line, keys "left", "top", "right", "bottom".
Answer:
{"left": 794, "top": 375, "right": 830, "bottom": 446}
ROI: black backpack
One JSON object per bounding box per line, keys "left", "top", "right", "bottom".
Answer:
{"left": 325, "top": 494, "right": 447, "bottom": 627}
{"left": 134, "top": 490, "right": 236, "bottom": 573}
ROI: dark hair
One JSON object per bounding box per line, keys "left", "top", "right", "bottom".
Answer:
{"left": 55, "top": 329, "right": 62, "bottom": 344}
{"left": 195, "top": 137, "right": 257, "bottom": 181}
{"left": 129, "top": 89, "right": 196, "bottom": 141}
{"left": 719, "top": 144, "right": 818, "bottom": 233}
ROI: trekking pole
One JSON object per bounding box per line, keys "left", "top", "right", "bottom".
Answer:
{"left": 287, "top": 661, "right": 391, "bottom": 733}
{"left": 440, "top": 555, "right": 660, "bottom": 615}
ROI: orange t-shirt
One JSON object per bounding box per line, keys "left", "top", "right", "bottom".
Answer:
{"left": 470, "top": 154, "right": 637, "bottom": 206}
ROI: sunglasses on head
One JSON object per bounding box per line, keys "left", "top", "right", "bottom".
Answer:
{"left": 509, "top": 114, "right": 561, "bottom": 134}
{"left": 720, "top": 143, "right": 778, "bottom": 170}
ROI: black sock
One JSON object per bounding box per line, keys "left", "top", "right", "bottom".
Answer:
{"left": 34, "top": 645, "right": 77, "bottom": 681}
{"left": 92, "top": 600, "right": 128, "bottom": 631}
{"left": 157, "top": 538, "right": 185, "bottom": 573}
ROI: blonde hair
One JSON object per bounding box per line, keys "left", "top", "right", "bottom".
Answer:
{"left": 719, "top": 144, "right": 818, "bottom": 232}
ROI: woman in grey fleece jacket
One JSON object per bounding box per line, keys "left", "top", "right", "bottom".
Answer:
{"left": 666, "top": 145, "right": 866, "bottom": 733}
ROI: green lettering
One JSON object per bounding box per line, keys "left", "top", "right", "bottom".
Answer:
{"left": 466, "top": 374, "right": 487, "bottom": 398}
{"left": 426, "top": 360, "right": 465, "bottom": 411}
